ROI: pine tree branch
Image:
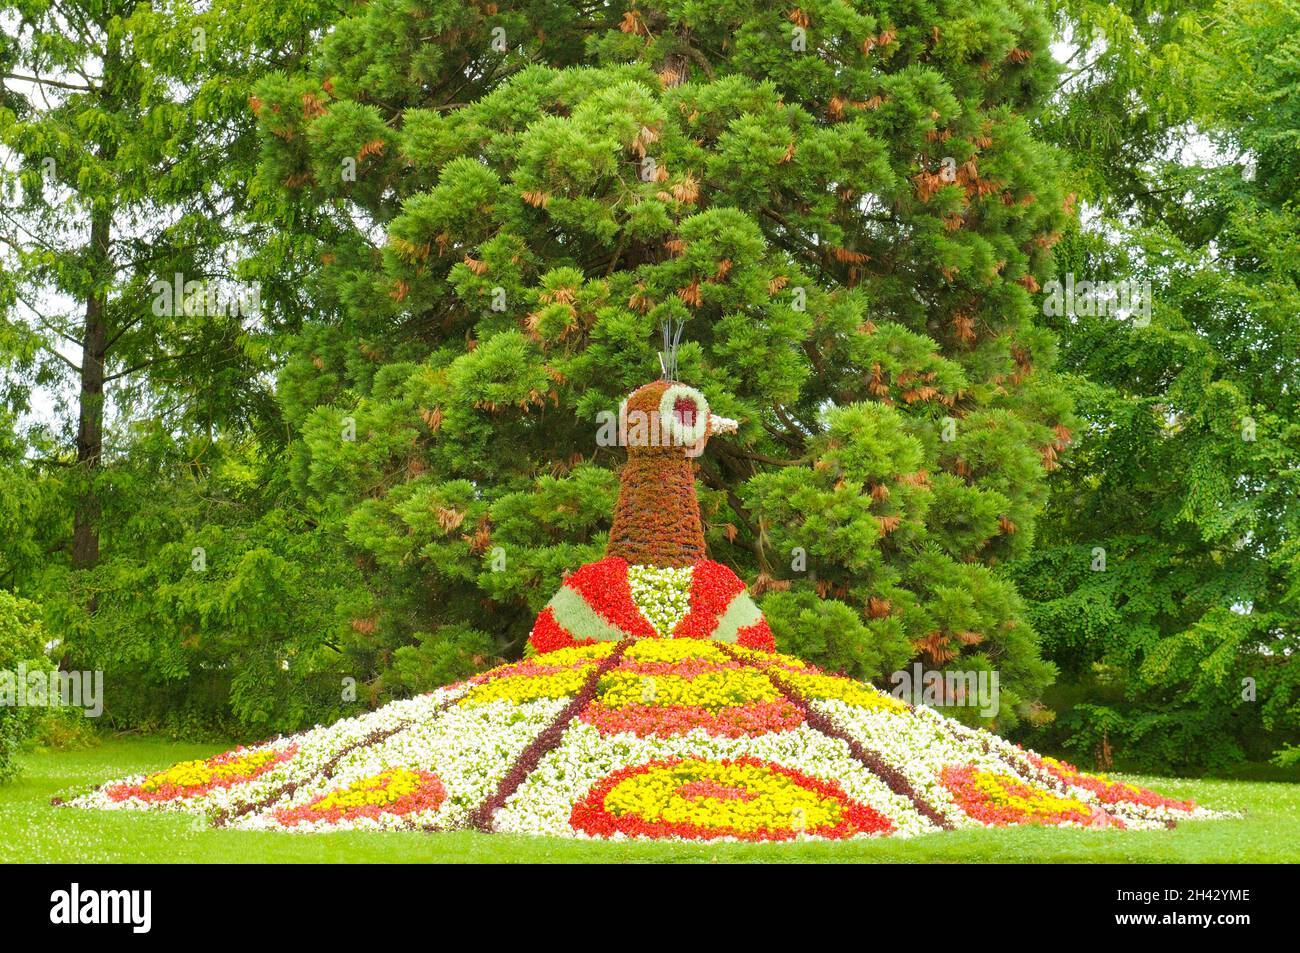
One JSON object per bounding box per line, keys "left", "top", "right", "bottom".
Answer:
{"left": 774, "top": 404, "right": 817, "bottom": 438}
{"left": 697, "top": 457, "right": 771, "bottom": 573}
{"left": 742, "top": 449, "right": 809, "bottom": 467}
{"left": 716, "top": 440, "right": 808, "bottom": 469}
{"left": 762, "top": 418, "right": 807, "bottom": 450}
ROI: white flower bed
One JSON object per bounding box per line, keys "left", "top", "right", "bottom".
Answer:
{"left": 812, "top": 698, "right": 1007, "bottom": 829}
{"left": 67, "top": 686, "right": 468, "bottom": 820}
{"left": 233, "top": 696, "right": 568, "bottom": 832}
{"left": 819, "top": 696, "right": 1226, "bottom": 830}
{"left": 63, "top": 653, "right": 1232, "bottom": 838}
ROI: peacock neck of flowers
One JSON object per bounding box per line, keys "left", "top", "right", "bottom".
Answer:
{"left": 605, "top": 378, "right": 736, "bottom": 568}
{"left": 607, "top": 440, "right": 706, "bottom": 568}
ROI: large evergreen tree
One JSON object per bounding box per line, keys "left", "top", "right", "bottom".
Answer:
{"left": 252, "top": 0, "right": 1071, "bottom": 726}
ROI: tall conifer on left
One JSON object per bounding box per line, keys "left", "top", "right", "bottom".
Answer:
{"left": 0, "top": 1, "right": 337, "bottom": 580}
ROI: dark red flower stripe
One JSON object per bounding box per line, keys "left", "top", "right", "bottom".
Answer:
{"left": 810, "top": 670, "right": 1080, "bottom": 808}
{"left": 716, "top": 645, "right": 953, "bottom": 831}
{"left": 469, "top": 639, "right": 631, "bottom": 831}
{"left": 209, "top": 722, "right": 413, "bottom": 827}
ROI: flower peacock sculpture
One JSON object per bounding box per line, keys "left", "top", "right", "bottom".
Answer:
{"left": 63, "top": 375, "right": 1227, "bottom": 840}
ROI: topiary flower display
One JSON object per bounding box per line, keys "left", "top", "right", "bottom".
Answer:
{"left": 62, "top": 381, "right": 1228, "bottom": 839}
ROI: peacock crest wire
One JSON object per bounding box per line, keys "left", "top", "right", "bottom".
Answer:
{"left": 658, "top": 315, "right": 685, "bottom": 381}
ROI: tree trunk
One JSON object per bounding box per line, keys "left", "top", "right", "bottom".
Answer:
{"left": 71, "top": 205, "right": 110, "bottom": 571}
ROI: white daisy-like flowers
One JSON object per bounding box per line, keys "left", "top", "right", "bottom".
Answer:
{"left": 658, "top": 383, "right": 710, "bottom": 447}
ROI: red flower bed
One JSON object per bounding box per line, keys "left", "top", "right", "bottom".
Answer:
{"left": 615, "top": 658, "right": 745, "bottom": 679}
{"left": 941, "top": 764, "right": 1120, "bottom": 828}
{"left": 1033, "top": 756, "right": 1196, "bottom": 812}
{"left": 564, "top": 558, "right": 657, "bottom": 639}
{"left": 579, "top": 699, "right": 805, "bottom": 738}
{"left": 529, "top": 606, "right": 590, "bottom": 653}
{"left": 672, "top": 561, "right": 747, "bottom": 640}
{"left": 736, "top": 618, "right": 775, "bottom": 651}
{"left": 480, "top": 655, "right": 597, "bottom": 682}
{"left": 676, "top": 779, "right": 757, "bottom": 802}
{"left": 529, "top": 557, "right": 778, "bottom": 654}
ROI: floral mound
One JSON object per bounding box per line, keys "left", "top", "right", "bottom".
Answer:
{"left": 60, "top": 375, "right": 1230, "bottom": 841}
{"left": 63, "top": 639, "right": 1225, "bottom": 839}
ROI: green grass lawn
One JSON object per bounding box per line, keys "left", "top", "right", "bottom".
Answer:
{"left": 3, "top": 736, "right": 1297, "bottom": 863}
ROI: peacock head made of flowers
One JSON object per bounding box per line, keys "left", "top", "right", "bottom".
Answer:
{"left": 528, "top": 379, "right": 775, "bottom": 655}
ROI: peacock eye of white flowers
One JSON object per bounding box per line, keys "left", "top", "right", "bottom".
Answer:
{"left": 660, "top": 383, "right": 710, "bottom": 447}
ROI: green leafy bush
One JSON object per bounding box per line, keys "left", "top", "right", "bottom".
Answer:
{"left": 0, "top": 591, "right": 50, "bottom": 782}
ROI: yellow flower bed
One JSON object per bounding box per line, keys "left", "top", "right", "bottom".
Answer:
{"left": 727, "top": 645, "right": 808, "bottom": 669}
{"left": 602, "top": 760, "right": 843, "bottom": 834}
{"left": 526, "top": 643, "right": 615, "bottom": 667}
{"left": 597, "top": 667, "right": 779, "bottom": 710}
{"left": 623, "top": 639, "right": 727, "bottom": 663}
{"left": 141, "top": 748, "right": 283, "bottom": 793}
{"left": 970, "top": 769, "right": 1092, "bottom": 818}
{"left": 778, "top": 670, "right": 908, "bottom": 712}
{"left": 311, "top": 768, "right": 423, "bottom": 812}
{"left": 460, "top": 665, "right": 594, "bottom": 705}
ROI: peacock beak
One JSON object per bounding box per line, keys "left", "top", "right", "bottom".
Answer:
{"left": 709, "top": 413, "right": 739, "bottom": 435}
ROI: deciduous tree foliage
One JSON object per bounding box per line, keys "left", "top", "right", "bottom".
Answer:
{"left": 0, "top": 0, "right": 1288, "bottom": 764}
{"left": 0, "top": 0, "right": 314, "bottom": 568}
{"left": 0, "top": 589, "right": 48, "bottom": 780}
{"left": 1, "top": 0, "right": 357, "bottom": 732}
{"left": 1014, "top": 0, "right": 1300, "bottom": 769}
{"left": 253, "top": 0, "right": 1071, "bottom": 725}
